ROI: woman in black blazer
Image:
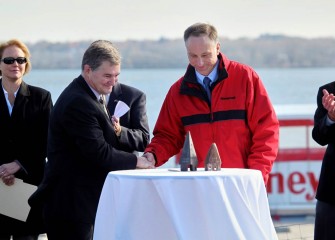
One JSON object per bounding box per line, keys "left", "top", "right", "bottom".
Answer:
{"left": 0, "top": 39, "right": 53, "bottom": 240}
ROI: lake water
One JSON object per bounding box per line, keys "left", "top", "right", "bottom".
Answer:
{"left": 23, "top": 67, "right": 335, "bottom": 132}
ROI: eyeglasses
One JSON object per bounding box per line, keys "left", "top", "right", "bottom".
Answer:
{"left": 1, "top": 57, "right": 27, "bottom": 65}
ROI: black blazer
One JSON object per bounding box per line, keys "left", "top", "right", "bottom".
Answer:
{"left": 29, "top": 75, "right": 137, "bottom": 224}
{"left": 0, "top": 79, "right": 52, "bottom": 233}
{"left": 108, "top": 82, "right": 150, "bottom": 155}
{"left": 312, "top": 81, "right": 335, "bottom": 205}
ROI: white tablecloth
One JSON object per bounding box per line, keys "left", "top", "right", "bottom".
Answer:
{"left": 94, "top": 168, "right": 278, "bottom": 240}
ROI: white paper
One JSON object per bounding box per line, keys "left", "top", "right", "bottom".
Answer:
{"left": 114, "top": 101, "right": 130, "bottom": 118}
{"left": 0, "top": 178, "right": 37, "bottom": 222}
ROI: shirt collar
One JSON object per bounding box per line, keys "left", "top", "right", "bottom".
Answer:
{"left": 87, "top": 85, "right": 102, "bottom": 101}
{"left": 1, "top": 82, "right": 19, "bottom": 97}
{"left": 195, "top": 60, "right": 219, "bottom": 86}
{"left": 1, "top": 82, "right": 19, "bottom": 116}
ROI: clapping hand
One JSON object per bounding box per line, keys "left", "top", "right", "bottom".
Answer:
{"left": 322, "top": 89, "right": 335, "bottom": 120}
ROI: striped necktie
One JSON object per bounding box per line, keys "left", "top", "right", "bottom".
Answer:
{"left": 99, "top": 95, "right": 110, "bottom": 118}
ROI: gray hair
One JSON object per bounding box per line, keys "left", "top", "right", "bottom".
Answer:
{"left": 81, "top": 40, "right": 121, "bottom": 71}
{"left": 183, "top": 23, "right": 218, "bottom": 43}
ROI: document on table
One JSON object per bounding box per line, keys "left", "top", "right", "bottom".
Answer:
{"left": 0, "top": 178, "right": 37, "bottom": 222}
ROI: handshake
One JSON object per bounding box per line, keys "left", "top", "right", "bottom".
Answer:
{"left": 136, "top": 152, "right": 156, "bottom": 169}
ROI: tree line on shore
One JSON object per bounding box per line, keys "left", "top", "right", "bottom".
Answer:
{"left": 24, "top": 34, "right": 335, "bottom": 69}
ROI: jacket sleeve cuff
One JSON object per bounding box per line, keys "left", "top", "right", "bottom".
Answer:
{"left": 14, "top": 160, "right": 28, "bottom": 175}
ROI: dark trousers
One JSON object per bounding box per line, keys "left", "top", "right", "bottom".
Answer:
{"left": 45, "top": 218, "right": 93, "bottom": 240}
{"left": 0, "top": 213, "right": 42, "bottom": 240}
{"left": 314, "top": 200, "right": 335, "bottom": 240}
{"left": 0, "top": 235, "right": 39, "bottom": 240}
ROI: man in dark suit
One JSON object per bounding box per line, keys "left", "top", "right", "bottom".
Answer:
{"left": 0, "top": 39, "right": 52, "bottom": 240}
{"left": 107, "top": 82, "right": 150, "bottom": 155}
{"left": 312, "top": 84, "right": 335, "bottom": 240}
{"left": 28, "top": 40, "right": 154, "bottom": 240}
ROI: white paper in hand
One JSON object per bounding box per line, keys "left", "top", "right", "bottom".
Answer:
{"left": 0, "top": 178, "right": 37, "bottom": 222}
{"left": 114, "top": 101, "right": 130, "bottom": 118}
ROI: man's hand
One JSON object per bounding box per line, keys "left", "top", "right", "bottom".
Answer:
{"left": 142, "top": 152, "right": 156, "bottom": 163}
{"left": 136, "top": 156, "right": 155, "bottom": 169}
{"left": 322, "top": 89, "right": 335, "bottom": 121}
{"left": 111, "top": 115, "right": 121, "bottom": 136}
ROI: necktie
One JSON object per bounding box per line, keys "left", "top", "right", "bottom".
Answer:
{"left": 99, "top": 95, "right": 105, "bottom": 105}
{"left": 99, "top": 95, "right": 110, "bottom": 118}
{"left": 203, "top": 77, "right": 211, "bottom": 101}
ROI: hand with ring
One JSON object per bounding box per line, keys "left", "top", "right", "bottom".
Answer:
{"left": 0, "top": 162, "right": 20, "bottom": 180}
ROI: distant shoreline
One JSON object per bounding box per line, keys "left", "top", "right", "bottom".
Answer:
{"left": 25, "top": 35, "right": 335, "bottom": 69}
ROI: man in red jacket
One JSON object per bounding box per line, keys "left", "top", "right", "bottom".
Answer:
{"left": 143, "top": 22, "right": 279, "bottom": 185}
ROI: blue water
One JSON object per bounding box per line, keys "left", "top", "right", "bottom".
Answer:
{"left": 23, "top": 68, "right": 335, "bottom": 133}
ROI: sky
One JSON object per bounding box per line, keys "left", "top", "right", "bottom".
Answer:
{"left": 2, "top": 0, "right": 335, "bottom": 43}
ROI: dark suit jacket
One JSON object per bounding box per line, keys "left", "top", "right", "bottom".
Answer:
{"left": 0, "top": 79, "right": 52, "bottom": 234}
{"left": 29, "top": 75, "right": 138, "bottom": 225}
{"left": 107, "top": 83, "right": 150, "bottom": 155}
{"left": 312, "top": 81, "right": 335, "bottom": 205}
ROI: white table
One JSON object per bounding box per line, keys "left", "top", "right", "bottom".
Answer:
{"left": 94, "top": 168, "right": 278, "bottom": 240}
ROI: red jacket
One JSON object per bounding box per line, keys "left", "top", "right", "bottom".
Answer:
{"left": 145, "top": 53, "right": 279, "bottom": 184}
